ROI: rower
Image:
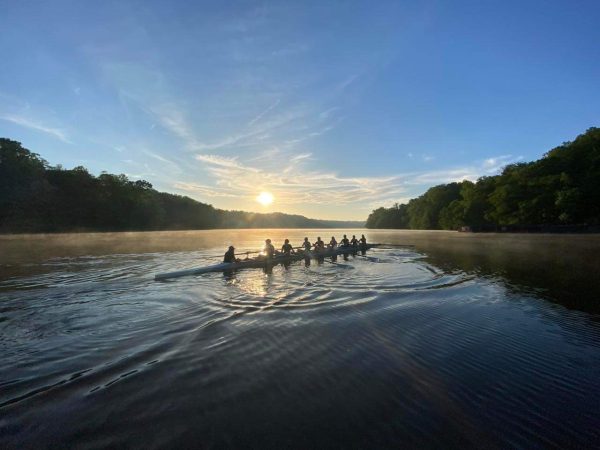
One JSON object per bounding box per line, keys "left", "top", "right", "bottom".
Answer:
{"left": 360, "top": 234, "right": 367, "bottom": 246}
{"left": 302, "top": 237, "right": 311, "bottom": 252}
{"left": 340, "top": 234, "right": 350, "bottom": 246}
{"left": 264, "top": 239, "right": 275, "bottom": 258}
{"left": 223, "top": 246, "right": 240, "bottom": 263}
{"left": 314, "top": 237, "right": 325, "bottom": 251}
{"left": 350, "top": 235, "right": 359, "bottom": 246}
{"left": 329, "top": 236, "right": 337, "bottom": 249}
{"left": 281, "top": 239, "right": 294, "bottom": 255}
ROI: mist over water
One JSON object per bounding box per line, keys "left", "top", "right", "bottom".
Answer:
{"left": 1, "top": 230, "right": 599, "bottom": 448}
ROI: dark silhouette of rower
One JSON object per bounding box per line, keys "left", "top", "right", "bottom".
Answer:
{"left": 314, "top": 237, "right": 325, "bottom": 251}
{"left": 340, "top": 234, "right": 350, "bottom": 246}
{"left": 223, "top": 245, "right": 240, "bottom": 263}
{"left": 281, "top": 239, "right": 293, "bottom": 255}
{"left": 359, "top": 234, "right": 367, "bottom": 255}
{"left": 350, "top": 235, "right": 359, "bottom": 246}
{"left": 301, "top": 237, "right": 311, "bottom": 266}
{"left": 264, "top": 239, "right": 275, "bottom": 258}
{"left": 302, "top": 237, "right": 311, "bottom": 252}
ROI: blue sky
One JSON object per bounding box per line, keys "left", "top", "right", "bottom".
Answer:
{"left": 1, "top": 0, "right": 599, "bottom": 220}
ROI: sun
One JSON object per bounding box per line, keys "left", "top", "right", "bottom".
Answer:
{"left": 256, "top": 191, "right": 274, "bottom": 206}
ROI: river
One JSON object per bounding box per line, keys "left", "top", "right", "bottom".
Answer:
{"left": 1, "top": 229, "right": 599, "bottom": 448}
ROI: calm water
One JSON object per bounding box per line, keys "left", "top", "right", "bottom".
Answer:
{"left": 1, "top": 229, "right": 599, "bottom": 448}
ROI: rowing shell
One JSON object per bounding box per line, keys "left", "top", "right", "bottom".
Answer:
{"left": 154, "top": 244, "right": 378, "bottom": 280}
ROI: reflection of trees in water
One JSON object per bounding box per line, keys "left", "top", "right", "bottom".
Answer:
{"left": 417, "top": 239, "right": 600, "bottom": 315}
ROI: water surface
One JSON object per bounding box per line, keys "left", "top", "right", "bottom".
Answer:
{"left": 1, "top": 230, "right": 599, "bottom": 448}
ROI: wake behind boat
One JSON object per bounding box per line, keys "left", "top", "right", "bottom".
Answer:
{"left": 154, "top": 243, "right": 378, "bottom": 281}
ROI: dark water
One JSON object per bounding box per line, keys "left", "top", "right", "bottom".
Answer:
{"left": 1, "top": 230, "right": 599, "bottom": 448}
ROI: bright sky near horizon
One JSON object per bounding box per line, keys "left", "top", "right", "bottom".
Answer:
{"left": 1, "top": 1, "right": 599, "bottom": 220}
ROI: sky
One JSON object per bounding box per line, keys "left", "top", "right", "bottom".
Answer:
{"left": 1, "top": 0, "right": 599, "bottom": 220}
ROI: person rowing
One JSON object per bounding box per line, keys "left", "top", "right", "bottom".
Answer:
{"left": 329, "top": 236, "right": 338, "bottom": 249}
{"left": 281, "top": 239, "right": 294, "bottom": 255}
{"left": 350, "top": 235, "right": 359, "bottom": 246}
{"left": 313, "top": 237, "right": 325, "bottom": 252}
{"left": 301, "top": 237, "right": 311, "bottom": 253}
{"left": 360, "top": 234, "right": 367, "bottom": 246}
{"left": 223, "top": 245, "right": 240, "bottom": 263}
{"left": 340, "top": 234, "right": 350, "bottom": 247}
{"left": 264, "top": 239, "right": 275, "bottom": 258}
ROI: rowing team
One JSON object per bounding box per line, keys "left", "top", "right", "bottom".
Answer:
{"left": 224, "top": 234, "right": 367, "bottom": 263}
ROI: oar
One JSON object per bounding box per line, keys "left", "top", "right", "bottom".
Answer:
{"left": 321, "top": 258, "right": 353, "bottom": 269}
{"left": 204, "top": 249, "right": 264, "bottom": 258}
{"left": 355, "top": 253, "right": 380, "bottom": 262}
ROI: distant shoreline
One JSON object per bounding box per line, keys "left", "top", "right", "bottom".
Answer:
{"left": 4, "top": 226, "right": 600, "bottom": 239}
{"left": 0, "top": 225, "right": 368, "bottom": 237}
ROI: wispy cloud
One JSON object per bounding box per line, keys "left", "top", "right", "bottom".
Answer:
{"left": 182, "top": 149, "right": 519, "bottom": 212}
{"left": 141, "top": 148, "right": 181, "bottom": 171}
{"left": 195, "top": 153, "right": 257, "bottom": 171}
{"left": 187, "top": 150, "right": 408, "bottom": 207}
{"left": 481, "top": 154, "right": 523, "bottom": 173}
{"left": 247, "top": 98, "right": 281, "bottom": 127}
{"left": 336, "top": 74, "right": 360, "bottom": 92}
{"left": 407, "top": 168, "right": 479, "bottom": 185}
{"left": 290, "top": 153, "right": 312, "bottom": 162}
{"left": 319, "top": 107, "right": 339, "bottom": 119}
{"left": 0, "top": 114, "right": 72, "bottom": 143}
{"left": 173, "top": 182, "right": 240, "bottom": 198}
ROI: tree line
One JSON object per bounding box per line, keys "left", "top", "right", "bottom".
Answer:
{"left": 366, "top": 127, "right": 600, "bottom": 231}
{"left": 0, "top": 138, "right": 362, "bottom": 233}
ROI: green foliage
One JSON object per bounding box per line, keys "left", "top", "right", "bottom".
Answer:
{"left": 406, "top": 183, "right": 462, "bottom": 229}
{"left": 0, "top": 138, "right": 364, "bottom": 232}
{"left": 366, "top": 127, "right": 600, "bottom": 230}
{"left": 365, "top": 204, "right": 409, "bottom": 229}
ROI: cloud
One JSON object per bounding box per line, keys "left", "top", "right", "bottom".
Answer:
{"left": 191, "top": 149, "right": 410, "bottom": 206}
{"left": 319, "top": 107, "right": 339, "bottom": 120}
{"left": 195, "top": 153, "right": 255, "bottom": 170}
{"left": 173, "top": 182, "right": 240, "bottom": 198}
{"left": 0, "top": 115, "right": 72, "bottom": 143}
{"left": 271, "top": 43, "right": 309, "bottom": 57}
{"left": 145, "top": 104, "right": 197, "bottom": 144}
{"left": 247, "top": 98, "right": 281, "bottom": 127}
{"left": 290, "top": 153, "right": 312, "bottom": 162}
{"left": 481, "top": 154, "right": 523, "bottom": 173}
{"left": 141, "top": 148, "right": 181, "bottom": 171}
{"left": 336, "top": 74, "right": 359, "bottom": 92}
{"left": 407, "top": 168, "right": 479, "bottom": 185}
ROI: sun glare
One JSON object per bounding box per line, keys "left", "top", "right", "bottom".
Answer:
{"left": 256, "top": 191, "right": 274, "bottom": 206}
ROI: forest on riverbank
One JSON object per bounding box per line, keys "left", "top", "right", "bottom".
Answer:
{"left": 0, "top": 138, "right": 363, "bottom": 233}
{"left": 366, "top": 128, "right": 600, "bottom": 231}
